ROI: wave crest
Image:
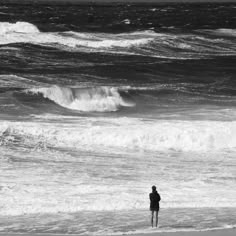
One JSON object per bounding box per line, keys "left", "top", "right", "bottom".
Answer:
{"left": 0, "top": 21, "right": 39, "bottom": 34}
{"left": 0, "top": 21, "right": 153, "bottom": 49}
{"left": 207, "top": 28, "right": 236, "bottom": 37}
{"left": 0, "top": 21, "right": 236, "bottom": 59}
{"left": 28, "top": 86, "right": 134, "bottom": 112}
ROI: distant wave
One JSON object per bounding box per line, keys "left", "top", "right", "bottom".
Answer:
{"left": 0, "top": 22, "right": 236, "bottom": 59}
{"left": 1, "top": 119, "right": 236, "bottom": 152}
{"left": 0, "top": 21, "right": 39, "bottom": 34}
{"left": 28, "top": 86, "right": 134, "bottom": 112}
{"left": 0, "top": 74, "right": 44, "bottom": 88}
{"left": 0, "top": 21, "right": 153, "bottom": 49}
{"left": 215, "top": 28, "right": 236, "bottom": 36}
{"left": 200, "top": 28, "right": 236, "bottom": 37}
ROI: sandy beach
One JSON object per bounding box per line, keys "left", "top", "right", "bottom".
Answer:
{"left": 134, "top": 228, "right": 236, "bottom": 236}
{"left": 0, "top": 228, "right": 235, "bottom": 236}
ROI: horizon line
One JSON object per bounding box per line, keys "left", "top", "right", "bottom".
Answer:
{"left": 2, "top": 0, "right": 236, "bottom": 4}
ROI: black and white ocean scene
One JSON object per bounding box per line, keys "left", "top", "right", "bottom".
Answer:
{"left": 0, "top": 1, "right": 236, "bottom": 235}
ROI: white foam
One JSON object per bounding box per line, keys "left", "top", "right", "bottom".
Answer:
{"left": 1, "top": 118, "right": 236, "bottom": 152}
{"left": 28, "top": 85, "right": 134, "bottom": 112}
{"left": 0, "top": 158, "right": 235, "bottom": 216}
{"left": 212, "top": 28, "right": 236, "bottom": 37}
{"left": 150, "top": 8, "right": 158, "bottom": 12}
{"left": 1, "top": 22, "right": 235, "bottom": 59}
{"left": 0, "top": 118, "right": 236, "bottom": 216}
{"left": 122, "top": 19, "right": 131, "bottom": 24}
{"left": 0, "top": 21, "right": 39, "bottom": 34}
{"left": 0, "top": 21, "right": 153, "bottom": 49}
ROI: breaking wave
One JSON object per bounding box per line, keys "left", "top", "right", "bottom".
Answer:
{"left": 0, "top": 21, "right": 39, "bottom": 34}
{"left": 1, "top": 119, "right": 236, "bottom": 152}
{"left": 28, "top": 86, "right": 134, "bottom": 112}
{"left": 0, "top": 21, "right": 153, "bottom": 49}
{"left": 0, "top": 22, "right": 236, "bottom": 58}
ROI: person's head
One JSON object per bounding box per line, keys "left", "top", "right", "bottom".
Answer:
{"left": 152, "top": 185, "right": 157, "bottom": 192}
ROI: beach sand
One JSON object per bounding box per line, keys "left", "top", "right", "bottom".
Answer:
{"left": 133, "top": 228, "right": 236, "bottom": 236}
{"left": 1, "top": 228, "right": 235, "bottom": 236}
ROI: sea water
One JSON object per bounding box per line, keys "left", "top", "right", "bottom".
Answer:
{"left": 0, "top": 2, "right": 236, "bottom": 235}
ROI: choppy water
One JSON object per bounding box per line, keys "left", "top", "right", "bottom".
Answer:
{"left": 0, "top": 2, "right": 236, "bottom": 235}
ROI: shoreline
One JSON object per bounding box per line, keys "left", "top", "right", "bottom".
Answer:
{"left": 0, "top": 228, "right": 235, "bottom": 236}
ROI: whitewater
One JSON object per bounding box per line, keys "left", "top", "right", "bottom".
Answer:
{"left": 0, "top": 2, "right": 236, "bottom": 235}
{"left": 1, "top": 21, "right": 236, "bottom": 59}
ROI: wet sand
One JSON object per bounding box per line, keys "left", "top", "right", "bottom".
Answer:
{"left": 133, "top": 228, "right": 236, "bottom": 236}
{"left": 1, "top": 228, "right": 235, "bottom": 236}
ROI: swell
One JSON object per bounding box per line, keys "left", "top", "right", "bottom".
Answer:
{"left": 199, "top": 28, "right": 236, "bottom": 37}
{"left": 0, "top": 22, "right": 236, "bottom": 59}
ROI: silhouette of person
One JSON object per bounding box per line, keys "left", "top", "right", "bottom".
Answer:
{"left": 149, "top": 185, "right": 161, "bottom": 227}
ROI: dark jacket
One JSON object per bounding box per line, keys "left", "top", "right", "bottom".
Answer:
{"left": 149, "top": 191, "right": 161, "bottom": 211}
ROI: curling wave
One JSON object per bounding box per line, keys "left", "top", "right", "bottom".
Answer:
{"left": 28, "top": 86, "right": 134, "bottom": 112}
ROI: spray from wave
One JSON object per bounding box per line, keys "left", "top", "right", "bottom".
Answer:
{"left": 28, "top": 85, "right": 134, "bottom": 112}
{"left": 1, "top": 119, "right": 236, "bottom": 152}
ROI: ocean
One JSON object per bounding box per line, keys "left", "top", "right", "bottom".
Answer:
{"left": 0, "top": 2, "right": 236, "bottom": 235}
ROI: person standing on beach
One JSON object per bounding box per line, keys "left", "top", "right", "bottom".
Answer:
{"left": 149, "top": 185, "right": 161, "bottom": 227}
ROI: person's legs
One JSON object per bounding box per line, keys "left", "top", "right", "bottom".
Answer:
{"left": 151, "top": 211, "right": 154, "bottom": 227}
{"left": 155, "top": 210, "right": 159, "bottom": 227}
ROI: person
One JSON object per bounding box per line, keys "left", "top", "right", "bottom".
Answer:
{"left": 149, "top": 185, "right": 161, "bottom": 227}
